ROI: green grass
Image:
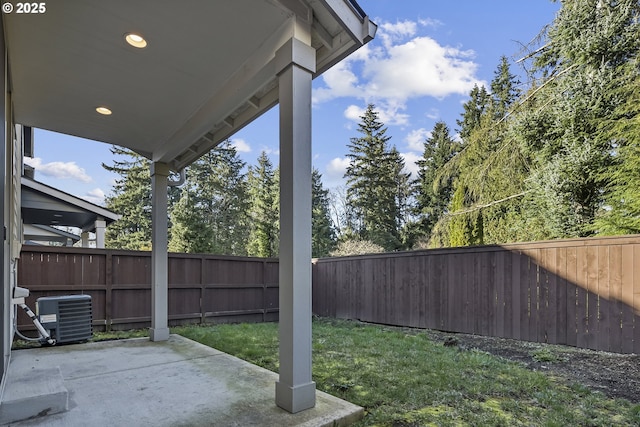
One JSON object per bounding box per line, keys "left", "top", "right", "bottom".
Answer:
{"left": 173, "top": 318, "right": 640, "bottom": 426}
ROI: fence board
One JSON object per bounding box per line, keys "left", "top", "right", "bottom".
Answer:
{"left": 555, "top": 248, "right": 568, "bottom": 345}
{"left": 634, "top": 245, "right": 640, "bottom": 354}
{"left": 609, "top": 245, "right": 623, "bottom": 353}
{"left": 565, "top": 248, "right": 578, "bottom": 347}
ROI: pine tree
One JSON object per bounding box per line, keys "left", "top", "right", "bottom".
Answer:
{"left": 311, "top": 169, "right": 336, "bottom": 257}
{"left": 246, "top": 151, "right": 279, "bottom": 257}
{"left": 102, "top": 146, "right": 152, "bottom": 250}
{"left": 456, "top": 84, "right": 490, "bottom": 142}
{"left": 344, "top": 104, "right": 408, "bottom": 251}
{"left": 445, "top": 85, "right": 492, "bottom": 247}
{"left": 169, "top": 141, "right": 250, "bottom": 255}
{"left": 414, "top": 121, "right": 460, "bottom": 238}
{"left": 490, "top": 56, "right": 520, "bottom": 120}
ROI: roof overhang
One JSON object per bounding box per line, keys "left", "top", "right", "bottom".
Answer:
{"left": 3, "top": 0, "right": 376, "bottom": 170}
{"left": 21, "top": 177, "right": 120, "bottom": 231}
{"left": 24, "top": 224, "right": 81, "bottom": 246}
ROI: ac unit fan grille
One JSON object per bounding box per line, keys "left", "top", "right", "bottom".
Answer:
{"left": 58, "top": 299, "right": 92, "bottom": 342}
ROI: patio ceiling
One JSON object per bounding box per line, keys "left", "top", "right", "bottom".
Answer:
{"left": 3, "top": 0, "right": 375, "bottom": 170}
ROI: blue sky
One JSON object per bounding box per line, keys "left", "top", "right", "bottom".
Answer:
{"left": 26, "top": 1, "right": 560, "bottom": 205}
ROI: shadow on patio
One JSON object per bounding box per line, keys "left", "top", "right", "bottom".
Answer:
{"left": 0, "top": 335, "right": 362, "bottom": 426}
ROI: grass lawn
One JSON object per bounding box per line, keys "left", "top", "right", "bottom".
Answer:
{"left": 172, "top": 318, "right": 640, "bottom": 426}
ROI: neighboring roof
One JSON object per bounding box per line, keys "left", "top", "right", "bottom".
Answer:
{"left": 21, "top": 177, "right": 120, "bottom": 232}
{"left": 3, "top": 0, "right": 376, "bottom": 170}
{"left": 23, "top": 224, "right": 80, "bottom": 245}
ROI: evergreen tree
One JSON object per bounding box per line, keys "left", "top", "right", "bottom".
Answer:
{"left": 102, "top": 146, "right": 152, "bottom": 250}
{"left": 523, "top": 0, "right": 640, "bottom": 238}
{"left": 444, "top": 85, "right": 492, "bottom": 247}
{"left": 169, "top": 141, "right": 249, "bottom": 255}
{"left": 344, "top": 104, "right": 408, "bottom": 251}
{"left": 593, "top": 60, "right": 640, "bottom": 234}
{"left": 456, "top": 84, "right": 490, "bottom": 142}
{"left": 490, "top": 56, "right": 520, "bottom": 120}
{"left": 414, "top": 121, "right": 460, "bottom": 237}
{"left": 247, "top": 151, "right": 279, "bottom": 257}
{"left": 311, "top": 169, "right": 336, "bottom": 257}
{"left": 436, "top": 56, "right": 526, "bottom": 246}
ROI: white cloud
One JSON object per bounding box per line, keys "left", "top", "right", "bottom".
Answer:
{"left": 419, "top": 18, "right": 443, "bottom": 29}
{"left": 405, "top": 128, "right": 431, "bottom": 152}
{"left": 83, "top": 188, "right": 105, "bottom": 205}
{"left": 379, "top": 20, "right": 418, "bottom": 49}
{"left": 425, "top": 108, "right": 440, "bottom": 120}
{"left": 231, "top": 138, "right": 251, "bottom": 153}
{"left": 344, "top": 105, "right": 365, "bottom": 122}
{"left": 365, "top": 37, "right": 480, "bottom": 100}
{"left": 261, "top": 146, "right": 279, "bottom": 157}
{"left": 24, "top": 157, "right": 92, "bottom": 182}
{"left": 313, "top": 19, "right": 484, "bottom": 126}
{"left": 401, "top": 152, "right": 421, "bottom": 179}
{"left": 326, "top": 157, "right": 351, "bottom": 182}
{"left": 344, "top": 102, "right": 409, "bottom": 126}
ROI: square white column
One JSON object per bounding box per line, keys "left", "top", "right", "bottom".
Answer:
{"left": 150, "top": 162, "right": 170, "bottom": 342}
{"left": 94, "top": 219, "right": 106, "bottom": 249}
{"left": 81, "top": 231, "right": 90, "bottom": 248}
{"left": 274, "top": 35, "right": 316, "bottom": 414}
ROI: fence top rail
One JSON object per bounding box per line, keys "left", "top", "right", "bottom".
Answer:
{"left": 312, "top": 234, "right": 640, "bottom": 263}
{"left": 20, "top": 246, "right": 279, "bottom": 262}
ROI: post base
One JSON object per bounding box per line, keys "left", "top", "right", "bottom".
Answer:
{"left": 275, "top": 380, "right": 316, "bottom": 413}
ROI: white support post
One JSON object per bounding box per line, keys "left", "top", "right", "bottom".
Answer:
{"left": 274, "top": 28, "right": 317, "bottom": 414}
{"left": 81, "top": 231, "right": 89, "bottom": 248}
{"left": 94, "top": 219, "right": 106, "bottom": 249}
{"left": 150, "top": 162, "right": 170, "bottom": 342}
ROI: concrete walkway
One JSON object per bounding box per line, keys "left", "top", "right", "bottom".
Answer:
{"left": 0, "top": 335, "right": 363, "bottom": 426}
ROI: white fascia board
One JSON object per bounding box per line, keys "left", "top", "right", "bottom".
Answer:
{"left": 317, "top": 0, "right": 376, "bottom": 44}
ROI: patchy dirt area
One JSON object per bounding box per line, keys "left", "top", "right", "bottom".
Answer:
{"left": 422, "top": 329, "right": 640, "bottom": 404}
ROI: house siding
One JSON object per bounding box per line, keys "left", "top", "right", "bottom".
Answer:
{"left": 1, "top": 18, "right": 9, "bottom": 391}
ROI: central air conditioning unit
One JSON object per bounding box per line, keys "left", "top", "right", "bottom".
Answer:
{"left": 36, "top": 295, "right": 93, "bottom": 344}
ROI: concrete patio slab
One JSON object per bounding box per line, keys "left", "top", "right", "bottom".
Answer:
{"left": 0, "top": 335, "right": 364, "bottom": 426}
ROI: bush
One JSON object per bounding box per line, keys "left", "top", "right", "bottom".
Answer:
{"left": 330, "top": 239, "right": 384, "bottom": 257}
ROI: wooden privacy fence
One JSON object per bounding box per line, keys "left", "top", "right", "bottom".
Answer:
{"left": 313, "top": 235, "right": 640, "bottom": 354}
{"left": 18, "top": 246, "right": 279, "bottom": 332}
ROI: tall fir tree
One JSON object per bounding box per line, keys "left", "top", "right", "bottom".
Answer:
{"left": 490, "top": 55, "right": 520, "bottom": 120}
{"left": 246, "top": 151, "right": 279, "bottom": 257}
{"left": 169, "top": 141, "right": 250, "bottom": 255}
{"left": 102, "top": 146, "right": 152, "bottom": 250}
{"left": 311, "top": 168, "right": 336, "bottom": 257}
{"left": 344, "top": 104, "right": 408, "bottom": 251}
{"left": 456, "top": 84, "right": 490, "bottom": 142}
{"left": 444, "top": 84, "right": 491, "bottom": 247}
{"left": 414, "top": 121, "right": 460, "bottom": 238}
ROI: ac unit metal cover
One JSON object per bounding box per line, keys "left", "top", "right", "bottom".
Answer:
{"left": 37, "top": 295, "right": 92, "bottom": 344}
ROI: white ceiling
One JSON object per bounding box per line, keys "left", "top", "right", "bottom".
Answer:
{"left": 3, "top": 0, "right": 375, "bottom": 170}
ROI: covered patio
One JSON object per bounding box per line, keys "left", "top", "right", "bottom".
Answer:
{"left": 1, "top": 335, "right": 362, "bottom": 426}
{"left": 0, "top": 0, "right": 376, "bottom": 423}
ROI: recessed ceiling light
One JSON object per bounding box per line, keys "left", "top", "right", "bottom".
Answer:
{"left": 125, "top": 33, "right": 147, "bottom": 48}
{"left": 96, "top": 106, "right": 112, "bottom": 115}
